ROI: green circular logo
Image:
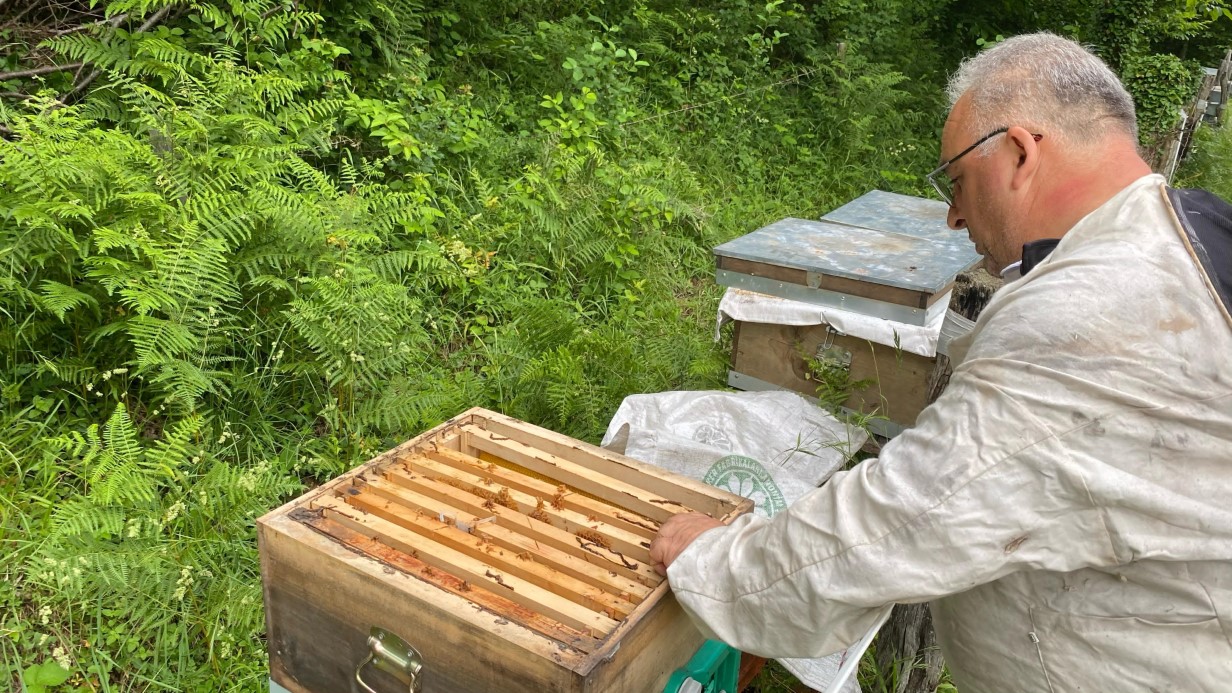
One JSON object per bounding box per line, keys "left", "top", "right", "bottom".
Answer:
{"left": 703, "top": 455, "right": 787, "bottom": 517}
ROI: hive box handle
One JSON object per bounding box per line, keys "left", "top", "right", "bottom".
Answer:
{"left": 355, "top": 626, "right": 423, "bottom": 693}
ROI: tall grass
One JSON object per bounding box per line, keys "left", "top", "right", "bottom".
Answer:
{"left": 1177, "top": 120, "right": 1232, "bottom": 199}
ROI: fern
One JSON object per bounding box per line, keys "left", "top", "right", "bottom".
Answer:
{"left": 36, "top": 280, "right": 100, "bottom": 321}
{"left": 26, "top": 402, "right": 301, "bottom": 683}
{"left": 1, "top": 1, "right": 959, "bottom": 688}
{"left": 31, "top": 357, "right": 99, "bottom": 388}
{"left": 49, "top": 497, "right": 127, "bottom": 541}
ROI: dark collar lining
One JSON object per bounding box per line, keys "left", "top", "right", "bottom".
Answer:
{"left": 1167, "top": 188, "right": 1232, "bottom": 315}
{"left": 1019, "top": 238, "right": 1061, "bottom": 277}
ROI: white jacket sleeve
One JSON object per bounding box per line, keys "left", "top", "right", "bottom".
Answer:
{"left": 666, "top": 354, "right": 1124, "bottom": 657}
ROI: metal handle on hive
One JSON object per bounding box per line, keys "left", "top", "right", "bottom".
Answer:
{"left": 355, "top": 626, "right": 423, "bottom": 693}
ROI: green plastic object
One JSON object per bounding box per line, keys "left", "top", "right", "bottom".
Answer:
{"left": 663, "top": 640, "right": 741, "bottom": 693}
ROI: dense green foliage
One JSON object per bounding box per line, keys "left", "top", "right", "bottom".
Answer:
{"left": 1178, "top": 113, "right": 1232, "bottom": 198}
{"left": 1, "top": 1, "right": 1227, "bottom": 691}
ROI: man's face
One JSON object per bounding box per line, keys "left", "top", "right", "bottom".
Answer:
{"left": 939, "top": 97, "right": 1021, "bottom": 275}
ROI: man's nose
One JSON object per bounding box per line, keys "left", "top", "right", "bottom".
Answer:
{"left": 947, "top": 204, "right": 967, "bottom": 231}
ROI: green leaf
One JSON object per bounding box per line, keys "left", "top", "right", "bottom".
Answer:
{"left": 23, "top": 660, "right": 72, "bottom": 690}
{"left": 38, "top": 281, "right": 99, "bottom": 321}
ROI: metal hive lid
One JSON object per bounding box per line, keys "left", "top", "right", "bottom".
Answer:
{"left": 714, "top": 191, "right": 983, "bottom": 295}
{"left": 822, "top": 190, "right": 982, "bottom": 273}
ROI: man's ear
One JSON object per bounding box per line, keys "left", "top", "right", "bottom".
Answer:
{"left": 1006, "top": 125, "right": 1041, "bottom": 191}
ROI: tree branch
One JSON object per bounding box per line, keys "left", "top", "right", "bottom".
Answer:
{"left": 56, "top": 5, "right": 177, "bottom": 108}
{"left": 135, "top": 5, "right": 175, "bottom": 34}
{"left": 61, "top": 68, "right": 103, "bottom": 103}
{"left": 0, "top": 63, "right": 85, "bottom": 81}
{"left": 53, "top": 12, "right": 130, "bottom": 37}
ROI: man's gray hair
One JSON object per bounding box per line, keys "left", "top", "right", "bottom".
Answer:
{"left": 947, "top": 32, "right": 1138, "bottom": 148}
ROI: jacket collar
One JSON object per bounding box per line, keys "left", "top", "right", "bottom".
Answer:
{"left": 998, "top": 238, "right": 1061, "bottom": 281}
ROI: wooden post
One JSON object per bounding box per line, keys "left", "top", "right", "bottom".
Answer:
{"left": 873, "top": 603, "right": 943, "bottom": 693}
{"left": 869, "top": 270, "right": 1000, "bottom": 693}
{"left": 1221, "top": 49, "right": 1232, "bottom": 122}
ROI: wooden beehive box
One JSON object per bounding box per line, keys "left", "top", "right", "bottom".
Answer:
{"left": 258, "top": 408, "right": 752, "bottom": 693}
{"left": 714, "top": 195, "right": 981, "bottom": 327}
{"left": 728, "top": 321, "right": 950, "bottom": 436}
{"left": 719, "top": 191, "right": 981, "bottom": 435}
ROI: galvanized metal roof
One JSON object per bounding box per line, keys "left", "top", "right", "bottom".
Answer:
{"left": 822, "top": 190, "right": 983, "bottom": 274}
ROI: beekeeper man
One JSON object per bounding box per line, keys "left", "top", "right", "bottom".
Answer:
{"left": 649, "top": 32, "right": 1232, "bottom": 691}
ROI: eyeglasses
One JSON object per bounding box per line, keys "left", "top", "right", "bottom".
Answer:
{"left": 926, "top": 127, "right": 1043, "bottom": 205}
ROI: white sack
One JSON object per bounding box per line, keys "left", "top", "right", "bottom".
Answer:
{"left": 600, "top": 390, "right": 874, "bottom": 692}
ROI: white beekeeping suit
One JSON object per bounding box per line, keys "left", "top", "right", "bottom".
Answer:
{"left": 666, "top": 174, "right": 1232, "bottom": 692}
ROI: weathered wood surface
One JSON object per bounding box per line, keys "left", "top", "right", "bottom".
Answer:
{"left": 717, "top": 255, "right": 944, "bottom": 310}
{"left": 425, "top": 446, "right": 659, "bottom": 538}
{"left": 259, "top": 407, "right": 753, "bottom": 693}
{"left": 730, "top": 321, "right": 949, "bottom": 430}
{"left": 461, "top": 425, "right": 682, "bottom": 523}
{"left": 314, "top": 493, "right": 625, "bottom": 636}
{"left": 261, "top": 513, "right": 584, "bottom": 693}
{"left": 949, "top": 269, "right": 1001, "bottom": 321}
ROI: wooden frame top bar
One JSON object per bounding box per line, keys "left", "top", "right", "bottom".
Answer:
{"left": 260, "top": 407, "right": 753, "bottom": 676}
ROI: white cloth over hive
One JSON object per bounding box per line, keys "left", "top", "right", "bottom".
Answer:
{"left": 717, "top": 287, "right": 975, "bottom": 358}
{"left": 668, "top": 174, "right": 1232, "bottom": 692}
{"left": 601, "top": 390, "right": 873, "bottom": 692}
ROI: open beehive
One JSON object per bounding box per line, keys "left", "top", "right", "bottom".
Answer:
{"left": 259, "top": 408, "right": 752, "bottom": 693}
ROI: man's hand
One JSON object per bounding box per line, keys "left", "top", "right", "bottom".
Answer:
{"left": 649, "top": 512, "right": 724, "bottom": 576}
